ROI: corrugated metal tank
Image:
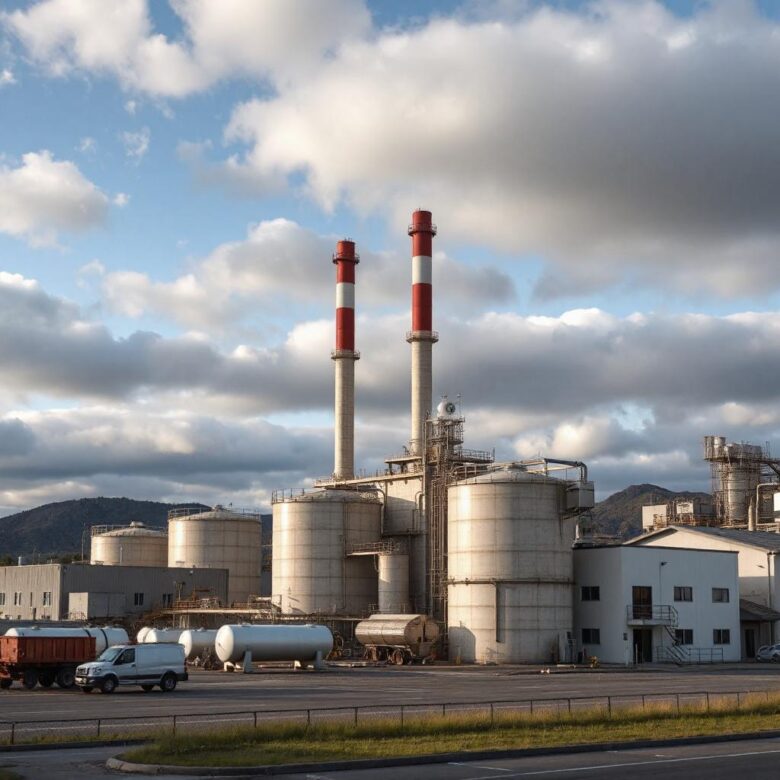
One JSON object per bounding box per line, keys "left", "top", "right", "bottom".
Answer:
{"left": 272, "top": 489, "right": 381, "bottom": 615}
{"left": 143, "top": 628, "right": 183, "bottom": 643}
{"left": 90, "top": 522, "right": 168, "bottom": 567}
{"left": 168, "top": 506, "right": 262, "bottom": 605}
{"left": 4, "top": 626, "right": 128, "bottom": 655}
{"left": 447, "top": 466, "right": 576, "bottom": 664}
{"left": 179, "top": 629, "right": 218, "bottom": 659}
{"left": 214, "top": 624, "right": 333, "bottom": 663}
{"left": 378, "top": 553, "right": 410, "bottom": 613}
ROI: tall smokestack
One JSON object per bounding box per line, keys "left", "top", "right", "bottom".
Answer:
{"left": 332, "top": 239, "right": 359, "bottom": 479}
{"left": 407, "top": 210, "right": 438, "bottom": 456}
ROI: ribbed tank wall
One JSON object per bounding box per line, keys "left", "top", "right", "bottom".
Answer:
{"left": 723, "top": 467, "right": 760, "bottom": 524}
{"left": 90, "top": 532, "right": 168, "bottom": 567}
{"left": 168, "top": 511, "right": 261, "bottom": 605}
{"left": 378, "top": 553, "right": 410, "bottom": 613}
{"left": 447, "top": 469, "right": 576, "bottom": 664}
{"left": 272, "top": 491, "right": 380, "bottom": 615}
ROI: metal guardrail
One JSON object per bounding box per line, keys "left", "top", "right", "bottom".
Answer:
{"left": 656, "top": 646, "right": 725, "bottom": 665}
{"left": 167, "top": 506, "right": 261, "bottom": 520}
{"left": 626, "top": 604, "right": 678, "bottom": 624}
{"left": 0, "top": 688, "right": 771, "bottom": 745}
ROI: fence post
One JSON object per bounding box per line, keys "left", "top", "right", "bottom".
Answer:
{"left": 254, "top": 711, "right": 258, "bottom": 728}
{"left": 490, "top": 703, "right": 494, "bottom": 725}
{"left": 401, "top": 705, "right": 404, "bottom": 727}
{"left": 173, "top": 714, "right": 177, "bottom": 735}
{"left": 568, "top": 698, "right": 571, "bottom": 715}
{"left": 307, "top": 709, "right": 311, "bottom": 728}
{"left": 10, "top": 723, "right": 14, "bottom": 746}
{"left": 607, "top": 697, "right": 612, "bottom": 717}
{"left": 442, "top": 703, "right": 446, "bottom": 717}
{"left": 706, "top": 692, "right": 710, "bottom": 712}
{"left": 530, "top": 699, "right": 534, "bottom": 715}
{"left": 354, "top": 707, "right": 358, "bottom": 726}
{"left": 96, "top": 719, "right": 101, "bottom": 738}
{"left": 737, "top": 692, "right": 741, "bottom": 709}
{"left": 676, "top": 694, "right": 680, "bottom": 714}
{"left": 642, "top": 694, "right": 646, "bottom": 710}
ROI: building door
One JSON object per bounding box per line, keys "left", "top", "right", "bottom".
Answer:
{"left": 744, "top": 628, "right": 756, "bottom": 659}
{"left": 632, "top": 585, "right": 652, "bottom": 620}
{"left": 633, "top": 629, "right": 653, "bottom": 663}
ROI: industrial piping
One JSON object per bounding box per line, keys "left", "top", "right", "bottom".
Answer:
{"left": 407, "top": 210, "right": 438, "bottom": 456}
{"left": 332, "top": 239, "right": 360, "bottom": 479}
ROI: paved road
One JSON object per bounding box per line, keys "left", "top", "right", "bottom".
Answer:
{"left": 2, "top": 666, "right": 779, "bottom": 730}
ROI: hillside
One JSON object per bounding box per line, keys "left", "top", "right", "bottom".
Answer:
{"left": 0, "top": 497, "right": 209, "bottom": 560}
{"left": 591, "top": 483, "right": 711, "bottom": 539}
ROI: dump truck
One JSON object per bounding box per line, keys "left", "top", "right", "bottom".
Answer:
{"left": 0, "top": 634, "right": 96, "bottom": 690}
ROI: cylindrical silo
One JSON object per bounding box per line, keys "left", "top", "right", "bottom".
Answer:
{"left": 272, "top": 489, "right": 381, "bottom": 615}
{"left": 179, "top": 629, "right": 218, "bottom": 659}
{"left": 447, "top": 466, "right": 576, "bottom": 664}
{"left": 168, "top": 506, "right": 262, "bottom": 605}
{"left": 378, "top": 553, "right": 410, "bottom": 613}
{"left": 214, "top": 624, "right": 333, "bottom": 664}
{"left": 90, "top": 522, "right": 168, "bottom": 567}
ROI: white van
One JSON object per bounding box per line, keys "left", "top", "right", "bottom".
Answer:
{"left": 75, "top": 643, "right": 187, "bottom": 694}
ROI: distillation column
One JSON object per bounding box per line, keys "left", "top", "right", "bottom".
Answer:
{"left": 407, "top": 210, "right": 438, "bottom": 456}
{"left": 332, "top": 240, "right": 360, "bottom": 479}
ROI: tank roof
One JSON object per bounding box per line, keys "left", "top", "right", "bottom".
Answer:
{"left": 168, "top": 506, "right": 261, "bottom": 522}
{"left": 452, "top": 464, "right": 562, "bottom": 487}
{"left": 97, "top": 523, "right": 167, "bottom": 538}
{"left": 278, "top": 488, "right": 381, "bottom": 504}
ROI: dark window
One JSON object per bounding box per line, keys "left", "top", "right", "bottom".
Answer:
{"left": 117, "top": 648, "right": 135, "bottom": 665}
{"left": 42, "top": 592, "right": 52, "bottom": 606}
{"left": 713, "top": 629, "right": 731, "bottom": 645}
{"left": 675, "top": 629, "right": 693, "bottom": 645}
{"left": 581, "top": 628, "right": 601, "bottom": 644}
{"left": 162, "top": 593, "right": 173, "bottom": 608}
{"left": 133, "top": 592, "right": 144, "bottom": 606}
{"left": 712, "top": 588, "right": 730, "bottom": 603}
{"left": 0, "top": 593, "right": 5, "bottom": 606}
{"left": 673, "top": 586, "right": 693, "bottom": 602}
{"left": 581, "top": 586, "right": 600, "bottom": 601}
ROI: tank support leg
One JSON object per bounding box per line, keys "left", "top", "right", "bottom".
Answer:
{"left": 313, "top": 650, "right": 324, "bottom": 671}
{"left": 242, "top": 650, "right": 253, "bottom": 674}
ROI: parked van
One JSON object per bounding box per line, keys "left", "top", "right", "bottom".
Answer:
{"left": 76, "top": 643, "right": 187, "bottom": 694}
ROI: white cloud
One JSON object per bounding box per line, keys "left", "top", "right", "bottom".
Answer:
{"left": 124, "top": 99, "right": 137, "bottom": 114}
{"left": 113, "top": 192, "right": 130, "bottom": 207}
{"left": 121, "top": 127, "right": 150, "bottom": 161}
{"left": 0, "top": 68, "right": 15, "bottom": 86}
{"left": 0, "top": 150, "right": 109, "bottom": 246}
{"left": 77, "top": 136, "right": 96, "bottom": 153}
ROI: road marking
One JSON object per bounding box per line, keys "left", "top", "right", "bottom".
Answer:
{"left": 450, "top": 762, "right": 512, "bottom": 771}
{"left": 461, "top": 747, "right": 780, "bottom": 779}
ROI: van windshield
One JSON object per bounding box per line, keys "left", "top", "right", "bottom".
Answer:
{"left": 97, "top": 647, "right": 122, "bottom": 662}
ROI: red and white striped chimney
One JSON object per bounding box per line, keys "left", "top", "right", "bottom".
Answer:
{"left": 407, "top": 210, "right": 438, "bottom": 456}
{"left": 332, "top": 239, "right": 359, "bottom": 479}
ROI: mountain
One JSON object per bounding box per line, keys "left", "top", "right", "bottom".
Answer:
{"left": 0, "top": 497, "right": 209, "bottom": 560}
{"left": 590, "top": 483, "right": 711, "bottom": 539}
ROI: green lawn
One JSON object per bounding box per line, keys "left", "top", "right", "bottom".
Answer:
{"left": 123, "top": 694, "right": 780, "bottom": 768}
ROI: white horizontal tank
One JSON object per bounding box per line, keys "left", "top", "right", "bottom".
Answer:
{"left": 4, "top": 626, "right": 129, "bottom": 655}
{"left": 136, "top": 626, "right": 152, "bottom": 644}
{"left": 144, "top": 628, "right": 183, "bottom": 643}
{"left": 90, "top": 522, "right": 168, "bottom": 567}
{"left": 179, "top": 629, "right": 218, "bottom": 660}
{"left": 214, "top": 624, "right": 333, "bottom": 664}
{"left": 447, "top": 465, "right": 577, "bottom": 664}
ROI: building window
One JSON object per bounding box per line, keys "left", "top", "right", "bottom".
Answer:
{"left": 0, "top": 593, "right": 5, "bottom": 606}
{"left": 582, "top": 628, "right": 601, "bottom": 644}
{"left": 713, "top": 629, "right": 731, "bottom": 645}
{"left": 42, "top": 592, "right": 52, "bottom": 606}
{"left": 162, "top": 593, "right": 173, "bottom": 608}
{"left": 712, "top": 588, "right": 730, "bottom": 603}
{"left": 675, "top": 629, "right": 693, "bottom": 645}
{"left": 581, "top": 586, "right": 600, "bottom": 601}
{"left": 133, "top": 592, "right": 144, "bottom": 606}
{"left": 13, "top": 592, "right": 22, "bottom": 606}
{"left": 673, "top": 586, "right": 693, "bottom": 602}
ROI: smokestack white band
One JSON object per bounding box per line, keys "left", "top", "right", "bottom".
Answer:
{"left": 412, "top": 256, "right": 432, "bottom": 285}
{"left": 336, "top": 282, "right": 355, "bottom": 309}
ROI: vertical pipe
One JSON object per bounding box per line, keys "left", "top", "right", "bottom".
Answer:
{"left": 407, "top": 210, "right": 438, "bottom": 456}
{"left": 332, "top": 240, "right": 360, "bottom": 479}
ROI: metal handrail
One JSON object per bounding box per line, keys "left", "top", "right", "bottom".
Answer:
{"left": 626, "top": 604, "right": 678, "bottom": 623}
{"left": 167, "top": 506, "right": 262, "bottom": 520}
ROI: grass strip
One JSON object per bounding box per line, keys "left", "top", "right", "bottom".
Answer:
{"left": 123, "top": 693, "right": 780, "bottom": 768}
{"left": 0, "top": 769, "right": 22, "bottom": 780}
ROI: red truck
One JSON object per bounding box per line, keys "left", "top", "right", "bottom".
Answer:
{"left": 0, "top": 635, "right": 96, "bottom": 690}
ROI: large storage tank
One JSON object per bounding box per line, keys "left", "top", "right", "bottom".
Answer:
{"left": 378, "top": 552, "right": 410, "bottom": 613}
{"left": 447, "top": 466, "right": 577, "bottom": 664}
{"left": 143, "top": 628, "right": 183, "bottom": 644}
{"left": 90, "top": 522, "right": 168, "bottom": 567}
{"left": 168, "top": 506, "right": 262, "bottom": 605}
{"left": 4, "top": 626, "right": 129, "bottom": 655}
{"left": 214, "top": 624, "right": 333, "bottom": 664}
{"left": 179, "top": 629, "right": 218, "bottom": 660}
{"left": 272, "top": 489, "right": 381, "bottom": 615}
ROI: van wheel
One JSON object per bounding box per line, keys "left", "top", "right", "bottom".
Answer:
{"left": 38, "top": 671, "right": 56, "bottom": 687}
{"left": 0, "top": 678, "right": 12, "bottom": 690}
{"left": 55, "top": 668, "right": 75, "bottom": 689}
{"left": 141, "top": 684, "right": 155, "bottom": 692}
{"left": 81, "top": 686, "right": 93, "bottom": 693}
{"left": 160, "top": 673, "right": 177, "bottom": 692}
{"left": 100, "top": 676, "right": 118, "bottom": 694}
{"left": 22, "top": 670, "right": 38, "bottom": 689}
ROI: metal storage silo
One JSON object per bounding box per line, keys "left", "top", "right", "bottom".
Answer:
{"left": 447, "top": 466, "right": 576, "bottom": 664}
{"left": 168, "top": 506, "right": 261, "bottom": 605}
{"left": 378, "top": 552, "right": 410, "bottom": 613}
{"left": 90, "top": 522, "right": 168, "bottom": 567}
{"left": 272, "top": 488, "right": 381, "bottom": 615}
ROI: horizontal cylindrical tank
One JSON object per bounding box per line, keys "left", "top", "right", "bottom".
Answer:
{"left": 355, "top": 614, "right": 439, "bottom": 648}
{"left": 447, "top": 466, "right": 576, "bottom": 664}
{"left": 90, "top": 522, "right": 168, "bottom": 567}
{"left": 378, "top": 553, "right": 410, "bottom": 613}
{"left": 214, "top": 624, "right": 333, "bottom": 664}
{"left": 168, "top": 506, "right": 262, "bottom": 605}
{"left": 4, "top": 626, "right": 129, "bottom": 655}
{"left": 136, "top": 626, "right": 152, "bottom": 644}
{"left": 272, "top": 489, "right": 381, "bottom": 615}
{"left": 179, "top": 629, "right": 218, "bottom": 660}
{"left": 143, "top": 628, "right": 183, "bottom": 644}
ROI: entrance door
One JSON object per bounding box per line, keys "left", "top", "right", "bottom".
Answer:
{"left": 744, "top": 628, "right": 756, "bottom": 659}
{"left": 633, "top": 629, "right": 653, "bottom": 663}
{"left": 632, "top": 585, "right": 653, "bottom": 620}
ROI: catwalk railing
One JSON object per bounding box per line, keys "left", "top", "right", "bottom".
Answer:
{"left": 0, "top": 688, "right": 770, "bottom": 745}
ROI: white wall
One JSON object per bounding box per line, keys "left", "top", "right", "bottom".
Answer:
{"left": 574, "top": 546, "right": 740, "bottom": 664}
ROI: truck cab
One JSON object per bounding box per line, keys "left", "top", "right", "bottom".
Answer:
{"left": 76, "top": 643, "right": 187, "bottom": 694}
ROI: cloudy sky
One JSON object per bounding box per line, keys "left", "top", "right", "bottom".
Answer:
{"left": 0, "top": 0, "right": 778, "bottom": 516}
